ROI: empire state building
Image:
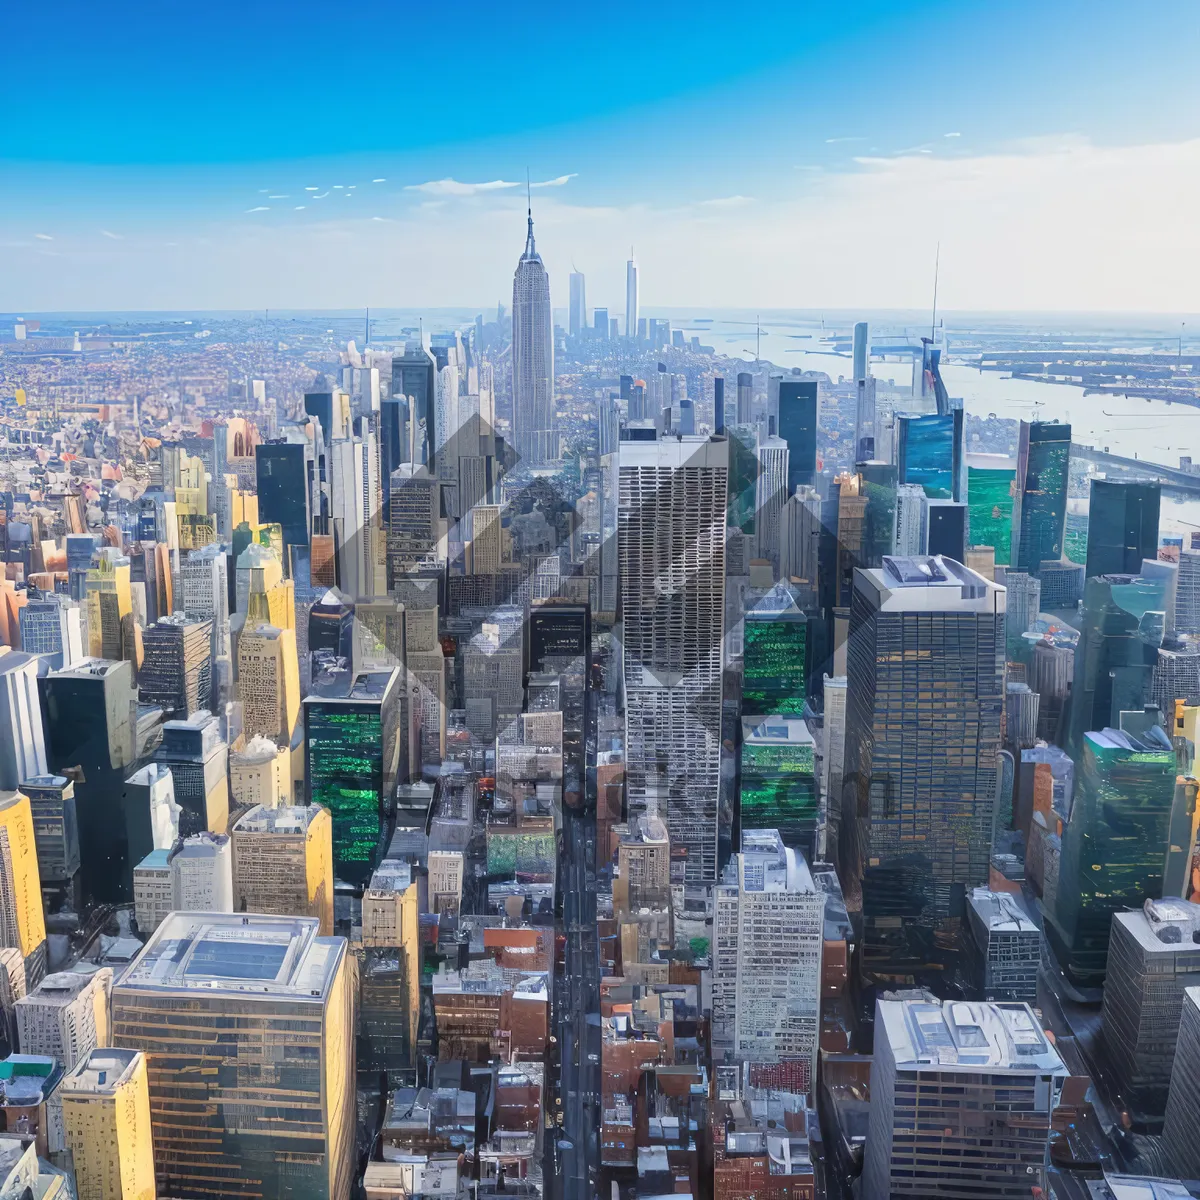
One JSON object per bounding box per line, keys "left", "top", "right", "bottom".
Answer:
{"left": 511, "top": 204, "right": 557, "bottom": 465}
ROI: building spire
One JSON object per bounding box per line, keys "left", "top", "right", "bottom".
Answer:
{"left": 525, "top": 169, "right": 536, "bottom": 257}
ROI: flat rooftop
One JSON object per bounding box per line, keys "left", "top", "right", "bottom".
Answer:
{"left": 234, "top": 804, "right": 320, "bottom": 835}
{"left": 306, "top": 666, "right": 397, "bottom": 702}
{"left": 61, "top": 1048, "right": 141, "bottom": 1095}
{"left": 879, "top": 999, "right": 1066, "bottom": 1072}
{"left": 968, "top": 888, "right": 1040, "bottom": 934}
{"left": 115, "top": 912, "right": 342, "bottom": 999}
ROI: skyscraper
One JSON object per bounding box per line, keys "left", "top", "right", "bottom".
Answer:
{"left": 237, "top": 621, "right": 301, "bottom": 745}
{"left": 1063, "top": 572, "right": 1167, "bottom": 756}
{"left": 1045, "top": 723, "right": 1180, "bottom": 986}
{"left": 304, "top": 666, "right": 400, "bottom": 886}
{"left": 568, "top": 270, "right": 586, "bottom": 338}
{"left": 254, "top": 439, "right": 311, "bottom": 551}
{"left": 625, "top": 250, "right": 638, "bottom": 338}
{"left": 1011, "top": 421, "right": 1071, "bottom": 575}
{"left": 742, "top": 582, "right": 807, "bottom": 715}
{"left": 864, "top": 997, "right": 1068, "bottom": 1200}
{"left": 60, "top": 1047, "right": 155, "bottom": 1200}
{"left": 0, "top": 791, "right": 47, "bottom": 987}
{"left": 39, "top": 659, "right": 137, "bottom": 903}
{"left": 711, "top": 829, "right": 823, "bottom": 1088}
{"left": 1164, "top": 987, "right": 1200, "bottom": 1179}
{"left": 111, "top": 912, "right": 354, "bottom": 1200}
{"left": 844, "top": 555, "right": 1005, "bottom": 975}
{"left": 736, "top": 373, "right": 753, "bottom": 424}
{"left": 754, "top": 433, "right": 789, "bottom": 571}
{"left": 775, "top": 378, "right": 817, "bottom": 493}
{"left": 1085, "top": 479, "right": 1161, "bottom": 579}
{"left": 738, "top": 717, "right": 819, "bottom": 857}
{"left": 0, "top": 653, "right": 47, "bottom": 791}
{"left": 232, "top": 804, "right": 334, "bottom": 935}
{"left": 511, "top": 204, "right": 557, "bottom": 465}
{"left": 619, "top": 434, "right": 727, "bottom": 882}
{"left": 139, "top": 616, "right": 213, "bottom": 718}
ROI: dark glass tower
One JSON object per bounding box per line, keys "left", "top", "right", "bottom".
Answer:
{"left": 776, "top": 379, "right": 818, "bottom": 493}
{"left": 1062, "top": 572, "right": 1167, "bottom": 756}
{"left": 1012, "top": 421, "right": 1070, "bottom": 575}
{"left": 304, "top": 667, "right": 400, "bottom": 887}
{"left": 843, "top": 555, "right": 1005, "bottom": 977}
{"left": 254, "top": 441, "right": 311, "bottom": 551}
{"left": 1045, "top": 723, "right": 1180, "bottom": 986}
{"left": 1085, "top": 479, "right": 1160, "bottom": 579}
{"left": 38, "top": 659, "right": 137, "bottom": 903}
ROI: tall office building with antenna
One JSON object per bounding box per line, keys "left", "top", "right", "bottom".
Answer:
{"left": 625, "top": 249, "right": 639, "bottom": 339}
{"left": 512, "top": 194, "right": 558, "bottom": 464}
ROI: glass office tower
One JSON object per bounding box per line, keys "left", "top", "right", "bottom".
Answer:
{"left": 304, "top": 667, "right": 400, "bottom": 887}
{"left": 776, "top": 379, "right": 818, "bottom": 493}
{"left": 1012, "top": 421, "right": 1070, "bottom": 575}
{"left": 843, "top": 555, "right": 1005, "bottom": 977}
{"left": 1045, "top": 724, "right": 1181, "bottom": 986}
{"left": 1063, "top": 572, "right": 1167, "bottom": 757}
{"left": 743, "top": 583, "right": 808, "bottom": 715}
{"left": 967, "top": 456, "right": 1017, "bottom": 566}
{"left": 896, "top": 411, "right": 962, "bottom": 500}
{"left": 739, "top": 718, "right": 819, "bottom": 859}
{"left": 1085, "top": 479, "right": 1160, "bottom": 579}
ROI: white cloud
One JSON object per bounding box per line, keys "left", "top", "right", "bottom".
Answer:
{"left": 944, "top": 131, "right": 962, "bottom": 138}
{"left": 245, "top": 206, "right": 270, "bottom": 213}
{"left": 406, "top": 178, "right": 522, "bottom": 196}
{"left": 698, "top": 195, "right": 754, "bottom": 207}
{"left": 405, "top": 174, "right": 576, "bottom": 196}
{"left": 101, "top": 230, "right": 123, "bottom": 240}
{"left": 34, "top": 233, "right": 53, "bottom": 241}
{"left": 825, "top": 137, "right": 864, "bottom": 144}
{"left": 372, "top": 178, "right": 387, "bottom": 183}
{"left": 268, "top": 194, "right": 288, "bottom": 199}
{"left": 7, "top": 138, "right": 1200, "bottom": 314}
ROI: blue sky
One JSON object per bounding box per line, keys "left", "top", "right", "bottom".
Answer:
{"left": 4, "top": 0, "right": 1199, "bottom": 312}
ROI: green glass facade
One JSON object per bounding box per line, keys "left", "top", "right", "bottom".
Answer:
{"left": 740, "top": 733, "right": 818, "bottom": 857}
{"left": 1013, "top": 422, "right": 1071, "bottom": 574}
{"left": 1045, "top": 725, "right": 1181, "bottom": 986}
{"left": 728, "top": 423, "right": 758, "bottom": 534}
{"left": 307, "top": 704, "right": 385, "bottom": 885}
{"left": 743, "top": 613, "right": 807, "bottom": 715}
{"left": 1063, "top": 573, "right": 1167, "bottom": 757}
{"left": 967, "top": 465, "right": 1016, "bottom": 565}
{"left": 1064, "top": 509, "right": 1089, "bottom": 565}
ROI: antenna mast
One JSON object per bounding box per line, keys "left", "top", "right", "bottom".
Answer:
{"left": 931, "top": 242, "right": 940, "bottom": 346}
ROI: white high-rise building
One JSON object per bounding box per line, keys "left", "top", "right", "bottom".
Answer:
{"left": 619, "top": 434, "right": 727, "bottom": 882}
{"left": 625, "top": 251, "right": 639, "bottom": 339}
{"left": 822, "top": 674, "right": 847, "bottom": 851}
{"left": 754, "top": 434, "right": 789, "bottom": 575}
{"left": 0, "top": 652, "right": 47, "bottom": 790}
{"left": 780, "top": 485, "right": 822, "bottom": 588}
{"left": 181, "top": 543, "right": 231, "bottom": 660}
{"left": 331, "top": 430, "right": 383, "bottom": 597}
{"left": 568, "top": 270, "right": 587, "bottom": 338}
{"left": 893, "top": 483, "right": 925, "bottom": 556}
{"left": 710, "top": 829, "right": 823, "bottom": 1087}
{"left": 512, "top": 207, "right": 557, "bottom": 465}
